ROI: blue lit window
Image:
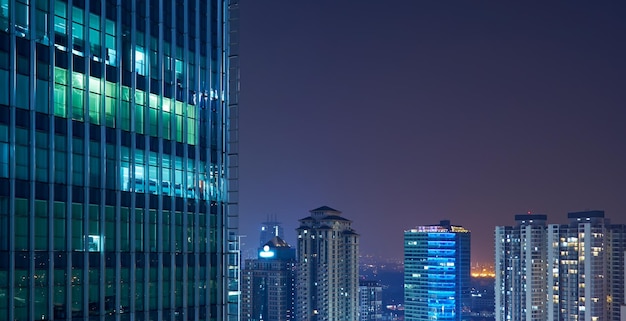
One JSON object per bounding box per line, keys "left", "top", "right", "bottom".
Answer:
{"left": 135, "top": 46, "right": 146, "bottom": 76}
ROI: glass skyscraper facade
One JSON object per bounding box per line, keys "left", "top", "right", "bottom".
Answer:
{"left": 0, "top": 0, "right": 239, "bottom": 320}
{"left": 404, "top": 220, "right": 471, "bottom": 321}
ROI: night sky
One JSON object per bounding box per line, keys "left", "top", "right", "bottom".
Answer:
{"left": 237, "top": 1, "right": 626, "bottom": 264}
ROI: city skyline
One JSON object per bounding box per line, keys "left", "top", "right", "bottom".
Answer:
{"left": 238, "top": 1, "right": 626, "bottom": 264}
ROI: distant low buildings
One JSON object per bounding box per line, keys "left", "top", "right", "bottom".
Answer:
{"left": 404, "top": 220, "right": 471, "bottom": 321}
{"left": 296, "top": 206, "right": 360, "bottom": 321}
{"left": 359, "top": 280, "right": 383, "bottom": 321}
{"left": 468, "top": 276, "right": 495, "bottom": 320}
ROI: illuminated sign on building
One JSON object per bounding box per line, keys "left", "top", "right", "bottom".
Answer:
{"left": 259, "top": 245, "right": 275, "bottom": 258}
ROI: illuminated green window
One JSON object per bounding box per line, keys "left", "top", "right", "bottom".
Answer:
{"left": 148, "top": 93, "right": 159, "bottom": 136}
{"left": 54, "top": 67, "right": 67, "bottom": 84}
{"left": 135, "top": 46, "right": 146, "bottom": 75}
{"left": 162, "top": 99, "right": 171, "bottom": 140}
{"left": 187, "top": 105, "right": 196, "bottom": 145}
{"left": 135, "top": 90, "right": 145, "bottom": 134}
{"left": 120, "top": 102, "right": 130, "bottom": 131}
{"left": 174, "top": 101, "right": 184, "bottom": 142}
{"left": 148, "top": 107, "right": 158, "bottom": 137}
{"left": 71, "top": 71, "right": 85, "bottom": 121}
{"left": 175, "top": 114, "right": 183, "bottom": 143}
{"left": 53, "top": 83, "right": 67, "bottom": 118}
{"left": 72, "top": 88, "right": 84, "bottom": 121}
{"left": 53, "top": 68, "right": 68, "bottom": 117}
{"left": 88, "top": 77, "right": 102, "bottom": 125}
{"left": 105, "top": 81, "right": 116, "bottom": 97}
{"left": 104, "top": 97, "right": 116, "bottom": 127}
{"left": 88, "top": 92, "right": 101, "bottom": 124}
{"left": 72, "top": 71, "right": 84, "bottom": 88}
{"left": 105, "top": 82, "right": 116, "bottom": 128}
{"left": 120, "top": 86, "right": 131, "bottom": 131}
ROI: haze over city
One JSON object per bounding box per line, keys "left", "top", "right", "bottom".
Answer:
{"left": 238, "top": 1, "right": 626, "bottom": 264}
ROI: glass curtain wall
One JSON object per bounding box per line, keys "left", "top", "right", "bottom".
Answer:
{"left": 0, "top": 0, "right": 237, "bottom": 320}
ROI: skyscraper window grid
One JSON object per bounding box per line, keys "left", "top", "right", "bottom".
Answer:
{"left": 0, "top": 0, "right": 238, "bottom": 320}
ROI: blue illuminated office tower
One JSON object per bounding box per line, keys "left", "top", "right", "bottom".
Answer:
{"left": 404, "top": 220, "right": 471, "bottom": 321}
{"left": 0, "top": 0, "right": 240, "bottom": 320}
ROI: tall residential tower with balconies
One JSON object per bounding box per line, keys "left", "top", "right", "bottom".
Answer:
{"left": 495, "top": 214, "right": 549, "bottom": 321}
{"left": 296, "top": 206, "right": 360, "bottom": 321}
{"left": 495, "top": 211, "right": 626, "bottom": 321}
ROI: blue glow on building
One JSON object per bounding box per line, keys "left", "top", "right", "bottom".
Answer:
{"left": 404, "top": 220, "right": 471, "bottom": 321}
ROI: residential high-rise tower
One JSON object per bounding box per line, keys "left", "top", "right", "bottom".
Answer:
{"left": 296, "top": 206, "right": 359, "bottom": 321}
{"left": 0, "top": 0, "right": 239, "bottom": 320}
{"left": 494, "top": 214, "right": 549, "bottom": 321}
{"left": 495, "top": 211, "right": 626, "bottom": 321}
{"left": 404, "top": 220, "right": 471, "bottom": 321}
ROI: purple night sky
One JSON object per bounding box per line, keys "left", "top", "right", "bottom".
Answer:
{"left": 236, "top": 1, "right": 626, "bottom": 264}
